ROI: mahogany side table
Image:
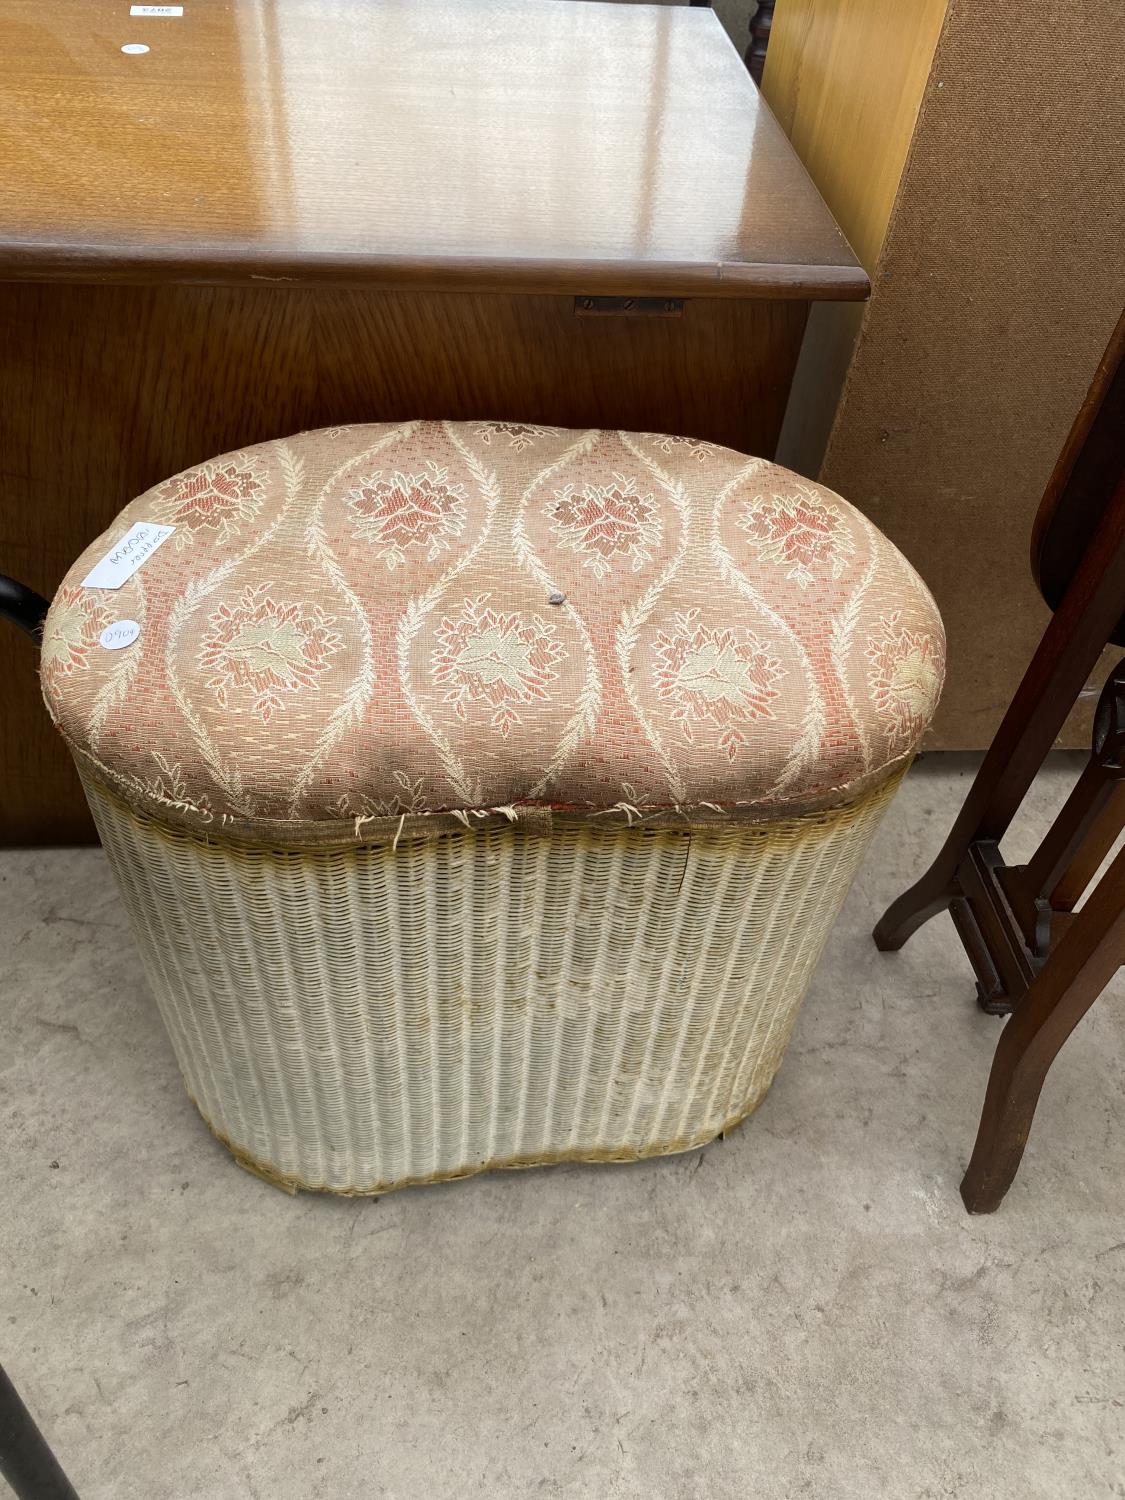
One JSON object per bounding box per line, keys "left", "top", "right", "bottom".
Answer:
{"left": 875, "top": 310, "right": 1125, "bottom": 1212}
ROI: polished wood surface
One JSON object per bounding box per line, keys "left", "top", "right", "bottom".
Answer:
{"left": 0, "top": 0, "right": 865, "bottom": 298}
{"left": 0, "top": 283, "right": 807, "bottom": 843}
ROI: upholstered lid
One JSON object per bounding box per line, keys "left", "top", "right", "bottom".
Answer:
{"left": 42, "top": 422, "right": 943, "bottom": 843}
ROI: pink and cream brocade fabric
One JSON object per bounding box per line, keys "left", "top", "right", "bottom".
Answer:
{"left": 42, "top": 421, "right": 944, "bottom": 838}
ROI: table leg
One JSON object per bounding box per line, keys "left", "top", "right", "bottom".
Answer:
{"left": 960, "top": 838, "right": 1125, "bottom": 1212}
{"left": 874, "top": 474, "right": 1125, "bottom": 953}
{"left": 0, "top": 1364, "right": 80, "bottom": 1500}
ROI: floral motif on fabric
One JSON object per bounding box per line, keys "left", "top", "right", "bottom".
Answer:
{"left": 472, "top": 421, "right": 559, "bottom": 451}
{"left": 432, "top": 593, "right": 566, "bottom": 738}
{"left": 155, "top": 457, "right": 267, "bottom": 545}
{"left": 200, "top": 583, "right": 343, "bottom": 722}
{"left": 653, "top": 608, "right": 783, "bottom": 761}
{"left": 650, "top": 435, "right": 713, "bottom": 461}
{"left": 41, "top": 587, "right": 111, "bottom": 692}
{"left": 737, "top": 485, "right": 855, "bottom": 589}
{"left": 345, "top": 463, "right": 467, "bottom": 568}
{"left": 549, "top": 475, "right": 661, "bottom": 578}
{"left": 865, "top": 611, "right": 942, "bottom": 750}
{"left": 43, "top": 423, "right": 948, "bottom": 832}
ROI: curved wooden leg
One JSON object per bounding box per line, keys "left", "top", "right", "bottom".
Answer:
{"left": 873, "top": 875, "right": 957, "bottom": 951}
{"left": 960, "top": 840, "right": 1125, "bottom": 1212}
{"left": 874, "top": 472, "right": 1125, "bottom": 955}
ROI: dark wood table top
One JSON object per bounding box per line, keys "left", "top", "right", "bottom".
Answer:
{"left": 0, "top": 0, "right": 867, "bottom": 298}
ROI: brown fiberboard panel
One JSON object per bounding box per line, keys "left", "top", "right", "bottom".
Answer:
{"left": 819, "top": 0, "right": 1125, "bottom": 749}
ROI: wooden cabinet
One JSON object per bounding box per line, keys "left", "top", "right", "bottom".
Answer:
{"left": 0, "top": 0, "right": 864, "bottom": 843}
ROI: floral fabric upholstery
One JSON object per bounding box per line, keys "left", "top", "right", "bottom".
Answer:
{"left": 43, "top": 422, "right": 944, "bottom": 838}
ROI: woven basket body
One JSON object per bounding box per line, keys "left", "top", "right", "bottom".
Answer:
{"left": 82, "top": 767, "right": 900, "bottom": 1195}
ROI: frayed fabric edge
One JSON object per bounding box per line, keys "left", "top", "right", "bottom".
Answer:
{"left": 65, "top": 738, "right": 915, "bottom": 855}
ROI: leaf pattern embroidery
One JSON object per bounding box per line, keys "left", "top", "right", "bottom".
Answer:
{"left": 200, "top": 584, "right": 344, "bottom": 722}
{"left": 431, "top": 593, "right": 566, "bottom": 738}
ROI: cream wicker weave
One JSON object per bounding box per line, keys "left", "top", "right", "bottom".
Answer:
{"left": 43, "top": 422, "right": 943, "bottom": 1195}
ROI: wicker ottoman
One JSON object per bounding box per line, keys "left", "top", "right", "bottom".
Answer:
{"left": 42, "top": 422, "right": 943, "bottom": 1195}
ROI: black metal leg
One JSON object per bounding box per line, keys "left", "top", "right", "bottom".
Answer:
{"left": 0, "top": 1364, "right": 80, "bottom": 1500}
{"left": 0, "top": 575, "right": 50, "bottom": 643}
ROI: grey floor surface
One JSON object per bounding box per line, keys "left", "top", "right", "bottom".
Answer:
{"left": 2, "top": 754, "right": 1123, "bottom": 1500}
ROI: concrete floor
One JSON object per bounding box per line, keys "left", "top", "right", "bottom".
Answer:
{"left": 2, "top": 754, "right": 1123, "bottom": 1500}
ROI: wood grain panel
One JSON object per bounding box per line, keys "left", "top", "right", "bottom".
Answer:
{"left": 0, "top": 283, "right": 807, "bottom": 843}
{"left": 762, "top": 0, "right": 949, "bottom": 274}
{"left": 764, "top": 0, "right": 948, "bottom": 479}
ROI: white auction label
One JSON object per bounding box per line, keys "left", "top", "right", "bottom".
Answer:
{"left": 99, "top": 620, "right": 142, "bottom": 651}
{"left": 82, "top": 522, "right": 175, "bottom": 590}
{"left": 130, "top": 5, "right": 183, "bottom": 13}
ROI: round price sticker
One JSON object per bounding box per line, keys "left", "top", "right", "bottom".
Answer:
{"left": 99, "top": 620, "right": 142, "bottom": 651}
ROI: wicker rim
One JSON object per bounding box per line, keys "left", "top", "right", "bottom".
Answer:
{"left": 68, "top": 736, "right": 916, "bottom": 853}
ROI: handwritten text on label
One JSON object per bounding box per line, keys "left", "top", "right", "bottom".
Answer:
{"left": 99, "top": 620, "right": 142, "bottom": 651}
{"left": 82, "top": 522, "right": 175, "bottom": 590}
